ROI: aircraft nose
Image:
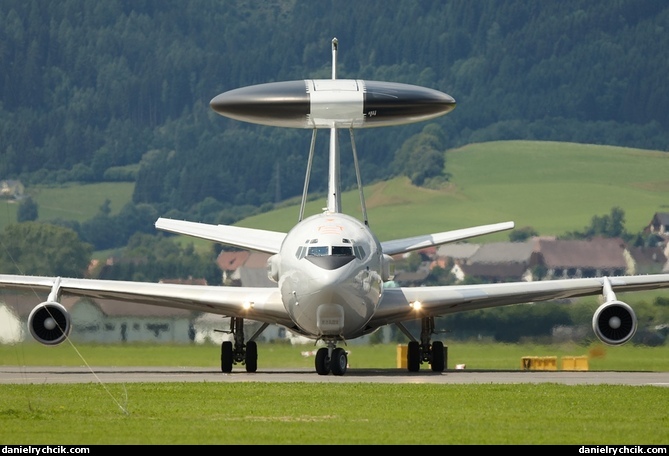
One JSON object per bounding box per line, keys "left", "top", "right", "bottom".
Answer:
{"left": 306, "top": 255, "right": 355, "bottom": 270}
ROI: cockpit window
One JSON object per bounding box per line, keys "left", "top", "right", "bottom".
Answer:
{"left": 332, "top": 246, "right": 354, "bottom": 256}
{"left": 353, "top": 245, "right": 366, "bottom": 259}
{"left": 307, "top": 246, "right": 329, "bottom": 256}
{"left": 297, "top": 241, "right": 365, "bottom": 260}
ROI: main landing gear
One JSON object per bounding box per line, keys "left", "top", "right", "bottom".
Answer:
{"left": 220, "top": 316, "right": 268, "bottom": 373}
{"left": 315, "top": 339, "right": 348, "bottom": 376}
{"left": 396, "top": 316, "right": 447, "bottom": 373}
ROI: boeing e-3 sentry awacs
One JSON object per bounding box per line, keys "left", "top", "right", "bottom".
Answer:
{"left": 4, "top": 39, "right": 669, "bottom": 375}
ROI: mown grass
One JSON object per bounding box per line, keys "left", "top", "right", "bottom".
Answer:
{"left": 0, "top": 381, "right": 667, "bottom": 444}
{"left": 1, "top": 342, "right": 668, "bottom": 444}
{"left": 3, "top": 341, "right": 669, "bottom": 371}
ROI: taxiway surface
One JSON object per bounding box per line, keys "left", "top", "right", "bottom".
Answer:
{"left": 1, "top": 366, "right": 668, "bottom": 386}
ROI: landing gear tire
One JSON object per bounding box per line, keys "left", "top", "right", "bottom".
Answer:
{"left": 407, "top": 340, "right": 420, "bottom": 372}
{"left": 245, "top": 341, "right": 257, "bottom": 373}
{"left": 431, "top": 340, "right": 445, "bottom": 372}
{"left": 331, "top": 347, "right": 348, "bottom": 376}
{"left": 221, "top": 340, "right": 233, "bottom": 373}
{"left": 315, "top": 347, "right": 331, "bottom": 375}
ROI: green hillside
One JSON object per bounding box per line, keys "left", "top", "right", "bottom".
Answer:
{"left": 0, "top": 182, "right": 134, "bottom": 233}
{"left": 1, "top": 141, "right": 666, "bottom": 246}
{"left": 238, "top": 140, "right": 669, "bottom": 242}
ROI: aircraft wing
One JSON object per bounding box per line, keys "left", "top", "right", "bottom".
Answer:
{"left": 371, "top": 274, "right": 669, "bottom": 327}
{"left": 381, "top": 221, "right": 514, "bottom": 256}
{"left": 0, "top": 274, "right": 293, "bottom": 327}
{"left": 155, "top": 218, "right": 286, "bottom": 254}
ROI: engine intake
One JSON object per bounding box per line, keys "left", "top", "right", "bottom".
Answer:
{"left": 592, "top": 300, "right": 637, "bottom": 346}
{"left": 28, "top": 302, "right": 71, "bottom": 345}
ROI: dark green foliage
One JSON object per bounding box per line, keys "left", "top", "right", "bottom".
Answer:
{"left": 423, "top": 265, "right": 457, "bottom": 286}
{"left": 95, "top": 233, "right": 222, "bottom": 285}
{"left": 16, "top": 196, "right": 38, "bottom": 222}
{"left": 563, "top": 206, "right": 630, "bottom": 240}
{"left": 440, "top": 303, "right": 573, "bottom": 343}
{"left": 509, "top": 226, "right": 538, "bottom": 242}
{"left": 0, "top": 222, "right": 92, "bottom": 276}
{"left": 1, "top": 0, "right": 668, "bottom": 218}
{"left": 393, "top": 124, "right": 448, "bottom": 186}
{"left": 77, "top": 201, "right": 159, "bottom": 251}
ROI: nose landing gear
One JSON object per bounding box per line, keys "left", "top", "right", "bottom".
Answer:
{"left": 315, "top": 340, "right": 348, "bottom": 376}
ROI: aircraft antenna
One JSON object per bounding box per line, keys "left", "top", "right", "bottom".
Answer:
{"left": 331, "top": 37, "right": 338, "bottom": 79}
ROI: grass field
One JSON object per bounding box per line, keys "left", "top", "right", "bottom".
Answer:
{"left": 238, "top": 141, "right": 669, "bottom": 241}
{"left": 1, "top": 382, "right": 667, "bottom": 444}
{"left": 0, "top": 182, "right": 134, "bottom": 232}
{"left": 1, "top": 342, "right": 668, "bottom": 444}
{"left": 3, "top": 341, "right": 669, "bottom": 371}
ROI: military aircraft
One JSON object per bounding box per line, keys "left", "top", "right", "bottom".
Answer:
{"left": 3, "top": 39, "right": 669, "bottom": 375}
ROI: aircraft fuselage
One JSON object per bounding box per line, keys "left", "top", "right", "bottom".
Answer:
{"left": 269, "top": 212, "right": 386, "bottom": 340}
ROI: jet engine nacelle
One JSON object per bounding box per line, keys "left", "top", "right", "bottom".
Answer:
{"left": 28, "top": 302, "right": 72, "bottom": 345}
{"left": 592, "top": 300, "right": 637, "bottom": 346}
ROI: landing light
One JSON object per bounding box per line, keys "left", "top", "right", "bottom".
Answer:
{"left": 410, "top": 301, "right": 422, "bottom": 311}
{"left": 243, "top": 301, "right": 254, "bottom": 310}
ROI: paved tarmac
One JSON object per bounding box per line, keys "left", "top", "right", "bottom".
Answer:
{"left": 1, "top": 366, "right": 668, "bottom": 386}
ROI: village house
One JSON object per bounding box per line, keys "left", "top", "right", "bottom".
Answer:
{"left": 1, "top": 289, "right": 287, "bottom": 345}
{"left": 392, "top": 269, "right": 430, "bottom": 286}
{"left": 644, "top": 212, "right": 669, "bottom": 237}
{"left": 625, "top": 246, "right": 668, "bottom": 275}
{"left": 450, "top": 241, "right": 534, "bottom": 283}
{"left": 436, "top": 243, "right": 480, "bottom": 264}
{"left": 0, "top": 179, "right": 24, "bottom": 199}
{"left": 530, "top": 237, "right": 628, "bottom": 279}
{"left": 1, "top": 294, "right": 197, "bottom": 344}
{"left": 216, "top": 250, "right": 274, "bottom": 287}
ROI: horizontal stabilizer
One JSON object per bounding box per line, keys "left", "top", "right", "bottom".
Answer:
{"left": 155, "top": 218, "right": 286, "bottom": 254}
{"left": 381, "top": 221, "right": 515, "bottom": 256}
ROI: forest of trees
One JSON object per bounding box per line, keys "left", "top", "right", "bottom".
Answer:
{"left": 2, "top": 0, "right": 668, "bottom": 226}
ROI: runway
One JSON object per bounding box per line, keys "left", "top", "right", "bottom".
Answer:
{"left": 2, "top": 366, "right": 668, "bottom": 386}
